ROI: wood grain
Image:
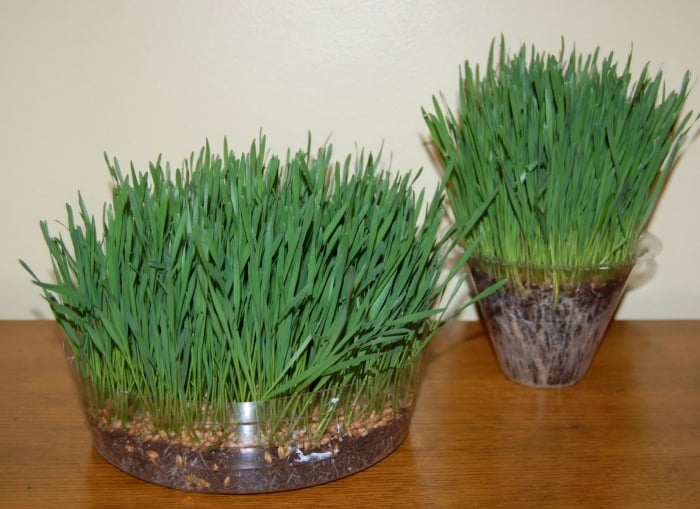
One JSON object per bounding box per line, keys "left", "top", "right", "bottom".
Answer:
{"left": 1, "top": 320, "right": 698, "bottom": 508}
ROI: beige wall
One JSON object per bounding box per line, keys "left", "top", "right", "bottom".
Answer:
{"left": 2, "top": 0, "right": 698, "bottom": 319}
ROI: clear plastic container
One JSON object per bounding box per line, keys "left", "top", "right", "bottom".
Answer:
{"left": 468, "top": 234, "right": 661, "bottom": 388}
{"left": 72, "top": 357, "right": 422, "bottom": 493}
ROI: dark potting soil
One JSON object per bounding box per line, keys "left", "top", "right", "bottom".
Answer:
{"left": 88, "top": 408, "right": 412, "bottom": 493}
{"left": 470, "top": 266, "right": 631, "bottom": 387}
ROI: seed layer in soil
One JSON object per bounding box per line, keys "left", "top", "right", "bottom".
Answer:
{"left": 89, "top": 406, "right": 413, "bottom": 493}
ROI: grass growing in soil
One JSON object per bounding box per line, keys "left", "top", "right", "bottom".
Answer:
{"left": 423, "top": 38, "right": 695, "bottom": 289}
{"left": 22, "top": 135, "right": 497, "bottom": 442}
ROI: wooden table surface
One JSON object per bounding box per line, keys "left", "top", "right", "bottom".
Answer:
{"left": 1, "top": 320, "right": 698, "bottom": 508}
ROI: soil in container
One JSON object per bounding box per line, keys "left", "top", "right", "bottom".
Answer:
{"left": 469, "top": 260, "right": 633, "bottom": 387}
{"left": 88, "top": 397, "right": 414, "bottom": 493}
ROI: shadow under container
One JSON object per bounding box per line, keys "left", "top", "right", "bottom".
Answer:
{"left": 72, "top": 357, "right": 422, "bottom": 493}
{"left": 467, "top": 235, "right": 660, "bottom": 388}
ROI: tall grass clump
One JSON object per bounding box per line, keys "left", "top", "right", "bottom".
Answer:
{"left": 22, "top": 135, "right": 496, "bottom": 432}
{"left": 423, "top": 38, "right": 695, "bottom": 289}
